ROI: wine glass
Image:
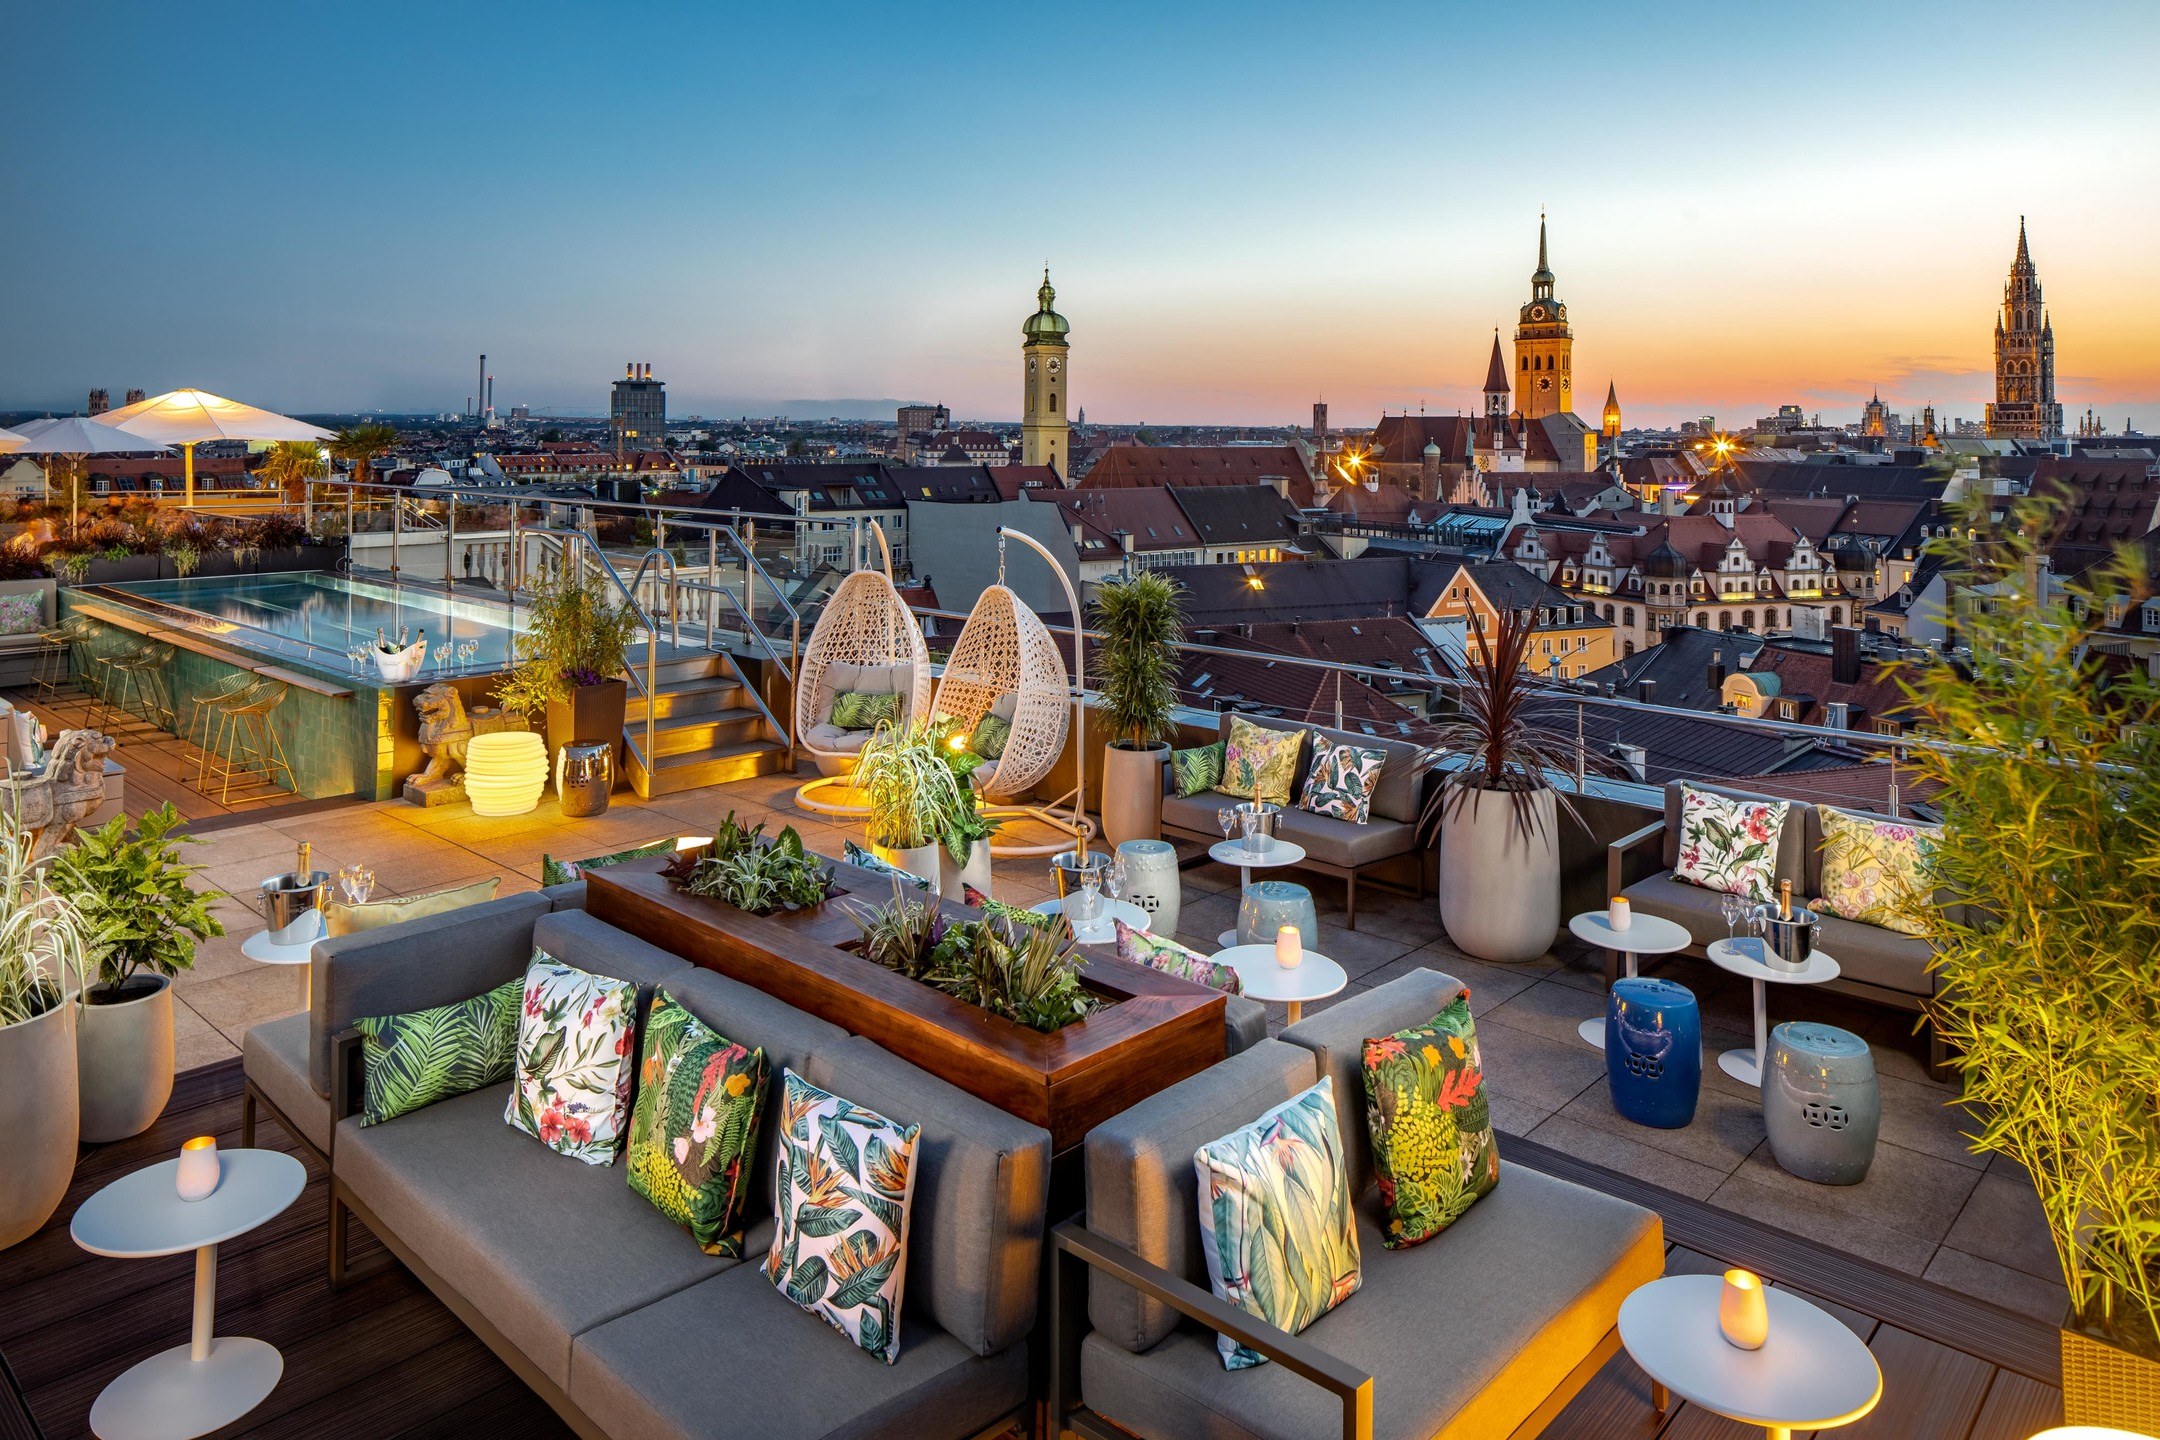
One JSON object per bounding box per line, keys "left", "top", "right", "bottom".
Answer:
{"left": 1075, "top": 866, "right": 1102, "bottom": 933}
{"left": 434, "top": 642, "right": 454, "bottom": 667}
{"left": 1719, "top": 891, "right": 1748, "bottom": 941}
{"left": 1217, "top": 807, "right": 1238, "bottom": 850}
{"left": 1101, "top": 854, "right": 1127, "bottom": 909}
{"left": 338, "top": 864, "right": 376, "bottom": 904}
{"left": 458, "top": 638, "right": 478, "bottom": 667}
{"left": 1239, "top": 807, "right": 1262, "bottom": 858}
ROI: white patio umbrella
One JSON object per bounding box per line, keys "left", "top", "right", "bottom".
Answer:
{"left": 94, "top": 388, "right": 332, "bottom": 507}
{"left": 8, "top": 415, "right": 172, "bottom": 536}
{"left": 0, "top": 425, "right": 27, "bottom": 454}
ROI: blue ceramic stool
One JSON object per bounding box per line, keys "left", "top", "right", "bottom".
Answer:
{"left": 1764, "top": 1022, "right": 1880, "bottom": 1184}
{"left": 1605, "top": 977, "right": 1701, "bottom": 1129}
{"left": 1236, "top": 880, "right": 1317, "bottom": 948}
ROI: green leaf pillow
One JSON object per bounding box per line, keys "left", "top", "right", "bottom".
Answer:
{"left": 829, "top": 690, "right": 900, "bottom": 731}
{"left": 1172, "top": 740, "right": 1224, "bottom": 797}
{"left": 1361, "top": 994, "right": 1499, "bottom": 1248}
{"left": 624, "top": 990, "right": 768, "bottom": 1256}
{"left": 1297, "top": 742, "right": 1388, "bottom": 824}
{"left": 356, "top": 977, "right": 522, "bottom": 1126}
{"left": 541, "top": 836, "right": 678, "bottom": 887}
{"left": 969, "top": 711, "right": 1012, "bottom": 761}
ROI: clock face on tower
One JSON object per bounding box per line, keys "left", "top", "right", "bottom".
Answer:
{"left": 1531, "top": 306, "right": 1546, "bottom": 320}
{"left": 1537, "top": 376, "right": 1553, "bottom": 393}
{"left": 1048, "top": 359, "right": 1060, "bottom": 377}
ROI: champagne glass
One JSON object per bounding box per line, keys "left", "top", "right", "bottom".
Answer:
{"left": 1076, "top": 866, "right": 1102, "bottom": 933}
{"left": 1239, "top": 808, "right": 1261, "bottom": 858}
{"left": 1217, "top": 807, "right": 1237, "bottom": 849}
{"left": 338, "top": 864, "right": 376, "bottom": 904}
{"left": 1719, "top": 891, "right": 1747, "bottom": 941}
{"left": 1102, "top": 854, "right": 1126, "bottom": 907}
{"left": 458, "top": 638, "right": 478, "bottom": 667}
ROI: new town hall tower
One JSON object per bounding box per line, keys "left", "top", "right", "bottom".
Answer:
{"left": 1985, "top": 218, "right": 2063, "bottom": 442}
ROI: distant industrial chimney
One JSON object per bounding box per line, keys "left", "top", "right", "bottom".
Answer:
{"left": 485, "top": 374, "right": 494, "bottom": 413}
{"left": 478, "top": 355, "right": 486, "bottom": 418}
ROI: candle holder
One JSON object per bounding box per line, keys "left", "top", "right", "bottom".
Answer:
{"left": 175, "top": 1136, "right": 221, "bottom": 1203}
{"left": 1608, "top": 896, "right": 1632, "bottom": 931}
{"left": 1275, "top": 924, "right": 1303, "bottom": 969}
{"left": 1718, "top": 1268, "right": 1768, "bottom": 1350}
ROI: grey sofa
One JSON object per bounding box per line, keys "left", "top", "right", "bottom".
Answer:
{"left": 244, "top": 884, "right": 1047, "bottom": 1440}
{"left": 1159, "top": 716, "right": 1426, "bottom": 929}
{"left": 0, "top": 579, "right": 58, "bottom": 688}
{"left": 1608, "top": 779, "right": 1945, "bottom": 1069}
{"left": 1055, "top": 970, "right": 1666, "bottom": 1440}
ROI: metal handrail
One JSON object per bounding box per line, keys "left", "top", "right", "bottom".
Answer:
{"left": 623, "top": 548, "right": 684, "bottom": 650}
{"left": 519, "top": 526, "right": 669, "bottom": 772}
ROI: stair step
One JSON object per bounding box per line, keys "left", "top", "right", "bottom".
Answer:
{"left": 627, "top": 677, "right": 750, "bottom": 721}
{"left": 627, "top": 738, "right": 791, "bottom": 795}
{"left": 639, "top": 708, "right": 767, "bottom": 756}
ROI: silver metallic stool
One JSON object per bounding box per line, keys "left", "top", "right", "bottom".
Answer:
{"left": 1236, "top": 879, "right": 1317, "bottom": 948}
{"left": 1116, "top": 839, "right": 1181, "bottom": 937}
{"left": 1763, "top": 1021, "right": 1880, "bottom": 1185}
{"left": 555, "top": 740, "right": 614, "bottom": 819}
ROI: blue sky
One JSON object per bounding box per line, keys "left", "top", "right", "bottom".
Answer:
{"left": 3, "top": 0, "right": 2156, "bottom": 428}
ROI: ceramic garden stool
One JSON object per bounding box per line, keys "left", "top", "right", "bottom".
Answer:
{"left": 1236, "top": 880, "right": 1317, "bottom": 948}
{"left": 1605, "top": 977, "right": 1701, "bottom": 1130}
{"left": 1763, "top": 1022, "right": 1880, "bottom": 1185}
{"left": 1116, "top": 839, "right": 1181, "bottom": 937}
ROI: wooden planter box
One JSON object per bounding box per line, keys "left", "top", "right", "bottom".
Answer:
{"left": 586, "top": 858, "right": 1226, "bottom": 1151}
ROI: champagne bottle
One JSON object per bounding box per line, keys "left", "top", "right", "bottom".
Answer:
{"left": 297, "top": 840, "right": 312, "bottom": 881}
{"left": 1778, "top": 879, "right": 1792, "bottom": 921}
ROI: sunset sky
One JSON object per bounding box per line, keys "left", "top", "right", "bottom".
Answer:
{"left": 3, "top": 0, "right": 2156, "bottom": 429}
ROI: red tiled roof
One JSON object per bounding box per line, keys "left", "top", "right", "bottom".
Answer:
{"left": 1325, "top": 480, "right": 1421, "bottom": 523}
{"left": 1080, "top": 444, "right": 1315, "bottom": 506}
{"left": 1720, "top": 761, "right": 1943, "bottom": 820}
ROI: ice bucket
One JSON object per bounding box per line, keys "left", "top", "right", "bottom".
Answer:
{"left": 1749, "top": 904, "right": 1820, "bottom": 974}
{"left": 260, "top": 870, "right": 330, "bottom": 946}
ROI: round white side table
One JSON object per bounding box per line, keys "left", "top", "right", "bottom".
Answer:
{"left": 1030, "top": 895, "right": 1150, "bottom": 947}
{"left": 72, "top": 1149, "right": 308, "bottom": 1440}
{"left": 1568, "top": 911, "right": 1693, "bottom": 1050}
{"left": 1706, "top": 939, "right": 1841, "bottom": 1088}
{"left": 1207, "top": 837, "right": 1308, "bottom": 948}
{"left": 241, "top": 908, "right": 322, "bottom": 1007}
{"left": 1212, "top": 943, "right": 1347, "bottom": 1025}
{"left": 1618, "top": 1273, "right": 1881, "bottom": 1438}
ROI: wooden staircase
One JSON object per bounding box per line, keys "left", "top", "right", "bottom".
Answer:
{"left": 622, "top": 644, "right": 791, "bottom": 797}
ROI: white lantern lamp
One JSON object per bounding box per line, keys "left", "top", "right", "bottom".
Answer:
{"left": 466, "top": 731, "right": 548, "bottom": 817}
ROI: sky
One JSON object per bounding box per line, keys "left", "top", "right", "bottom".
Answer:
{"left": 4, "top": 0, "right": 2158, "bottom": 431}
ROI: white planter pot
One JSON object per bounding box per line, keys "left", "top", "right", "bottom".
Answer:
{"left": 1438, "top": 785, "right": 1560, "bottom": 962}
{"left": 0, "top": 999, "right": 79, "bottom": 1250}
{"left": 1101, "top": 742, "right": 1169, "bottom": 847}
{"left": 938, "top": 839, "right": 994, "bottom": 902}
{"left": 874, "top": 841, "right": 944, "bottom": 895}
{"left": 78, "top": 974, "right": 175, "bottom": 1144}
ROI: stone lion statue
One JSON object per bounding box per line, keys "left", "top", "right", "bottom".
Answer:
{"left": 1, "top": 729, "right": 116, "bottom": 859}
{"left": 405, "top": 683, "right": 526, "bottom": 806}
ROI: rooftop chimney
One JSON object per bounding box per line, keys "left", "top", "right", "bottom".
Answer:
{"left": 1831, "top": 625, "right": 1862, "bottom": 686}
{"left": 1707, "top": 649, "right": 1727, "bottom": 692}
{"left": 1636, "top": 679, "right": 1657, "bottom": 706}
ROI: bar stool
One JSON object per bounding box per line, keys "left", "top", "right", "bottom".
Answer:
{"left": 33, "top": 615, "right": 93, "bottom": 700}
{"left": 208, "top": 680, "right": 296, "bottom": 803}
{"left": 182, "top": 670, "right": 259, "bottom": 758}
{"left": 87, "top": 636, "right": 150, "bottom": 729}
{"left": 108, "top": 642, "right": 176, "bottom": 730}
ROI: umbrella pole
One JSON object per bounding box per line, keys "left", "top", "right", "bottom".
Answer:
{"left": 184, "top": 442, "right": 196, "bottom": 509}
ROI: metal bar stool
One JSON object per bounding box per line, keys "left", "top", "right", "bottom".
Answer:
{"left": 107, "top": 642, "right": 176, "bottom": 731}
{"left": 33, "top": 615, "right": 93, "bottom": 700}
{"left": 87, "top": 637, "right": 150, "bottom": 730}
{"left": 200, "top": 677, "right": 270, "bottom": 792}
{"left": 182, "top": 670, "right": 258, "bottom": 760}
{"left": 211, "top": 680, "right": 296, "bottom": 804}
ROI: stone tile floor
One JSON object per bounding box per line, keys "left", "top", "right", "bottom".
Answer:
{"left": 173, "top": 765, "right": 2066, "bottom": 1328}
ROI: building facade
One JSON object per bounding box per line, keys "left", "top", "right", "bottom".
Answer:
{"left": 610, "top": 363, "right": 666, "bottom": 454}
{"left": 1020, "top": 270, "right": 1070, "bottom": 477}
{"left": 1514, "top": 216, "right": 1573, "bottom": 420}
{"left": 1985, "top": 218, "right": 2063, "bottom": 441}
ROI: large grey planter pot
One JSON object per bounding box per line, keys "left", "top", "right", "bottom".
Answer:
{"left": 1101, "top": 742, "right": 1169, "bottom": 848}
{"left": 938, "top": 839, "right": 994, "bottom": 902}
{"left": 0, "top": 1000, "right": 79, "bottom": 1250}
{"left": 78, "top": 975, "right": 174, "bottom": 1144}
{"left": 1438, "top": 785, "right": 1560, "bottom": 962}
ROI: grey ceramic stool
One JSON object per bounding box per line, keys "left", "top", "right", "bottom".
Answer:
{"left": 1237, "top": 880, "right": 1317, "bottom": 948}
{"left": 1763, "top": 1021, "right": 1880, "bottom": 1185}
{"left": 1116, "top": 839, "right": 1181, "bottom": 937}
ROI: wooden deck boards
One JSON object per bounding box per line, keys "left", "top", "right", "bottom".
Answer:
{"left": 6, "top": 684, "right": 308, "bottom": 825}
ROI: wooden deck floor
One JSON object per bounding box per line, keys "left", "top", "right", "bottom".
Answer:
{"left": 0, "top": 1067, "right": 2064, "bottom": 1440}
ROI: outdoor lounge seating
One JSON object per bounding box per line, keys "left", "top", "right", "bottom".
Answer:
{"left": 793, "top": 535, "right": 932, "bottom": 779}
{"left": 1055, "top": 970, "right": 1666, "bottom": 1440}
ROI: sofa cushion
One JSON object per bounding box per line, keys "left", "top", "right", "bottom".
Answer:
{"left": 624, "top": 991, "right": 768, "bottom": 1257}
{"left": 805, "top": 722, "right": 873, "bottom": 755}
{"left": 1224, "top": 996, "right": 1269, "bottom": 1056}
{"left": 1115, "top": 919, "right": 1241, "bottom": 995}
{"left": 355, "top": 975, "right": 521, "bottom": 1126}
{"left": 1672, "top": 785, "right": 1789, "bottom": 903}
{"left": 1275, "top": 808, "right": 1417, "bottom": 870}
{"left": 1218, "top": 717, "right": 1305, "bottom": 807}
{"left": 1086, "top": 1039, "right": 1317, "bottom": 1354}
{"left": 1172, "top": 740, "right": 1224, "bottom": 797}
{"left": 1278, "top": 969, "right": 1466, "bottom": 1199}
{"left": 1361, "top": 994, "right": 1499, "bottom": 1248}
{"left": 1264, "top": 719, "right": 1422, "bottom": 827}
{"left": 335, "top": 1084, "right": 744, "bottom": 1389}
{"left": 541, "top": 879, "right": 589, "bottom": 911}
{"left": 324, "top": 878, "right": 501, "bottom": 939}
{"left": 506, "top": 959, "right": 639, "bottom": 1165}
{"left": 1661, "top": 780, "right": 1805, "bottom": 890}
{"left": 1816, "top": 914, "right": 1935, "bottom": 997}
{"left": 1161, "top": 790, "right": 1235, "bottom": 840}
{"left": 540, "top": 837, "right": 677, "bottom": 888}
{"left": 1081, "top": 1163, "right": 1664, "bottom": 1440}
{"left": 531, "top": 909, "right": 695, "bottom": 1002}
{"left": 1297, "top": 742, "right": 1389, "bottom": 825}
{"left": 312, "top": 891, "right": 551, "bottom": 1095}
{"left": 831, "top": 690, "right": 902, "bottom": 730}
{"left": 806, "top": 1036, "right": 1051, "bottom": 1360}
{"left": 243, "top": 1012, "right": 332, "bottom": 1155}
{"left": 568, "top": 1261, "right": 1029, "bottom": 1440}
{"left": 1814, "top": 809, "right": 1936, "bottom": 936}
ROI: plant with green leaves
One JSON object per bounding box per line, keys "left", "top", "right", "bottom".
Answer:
{"left": 928, "top": 717, "right": 1001, "bottom": 863}
{"left": 494, "top": 560, "right": 641, "bottom": 716}
{"left": 661, "top": 811, "right": 834, "bottom": 915}
{"left": 854, "top": 721, "right": 965, "bottom": 851}
{"left": 48, "top": 552, "right": 91, "bottom": 586}
{"left": 51, "top": 803, "right": 226, "bottom": 998}
{"left": 1089, "top": 571, "right": 1185, "bottom": 748}
{"left": 162, "top": 540, "right": 201, "bottom": 579}
{"left": 329, "top": 421, "right": 398, "bottom": 492}
{"left": 257, "top": 441, "right": 327, "bottom": 506}
{"left": 847, "top": 883, "right": 1092, "bottom": 1033}
{"left": 1901, "top": 493, "right": 2160, "bottom": 1358}
{"left": 0, "top": 817, "right": 96, "bottom": 1027}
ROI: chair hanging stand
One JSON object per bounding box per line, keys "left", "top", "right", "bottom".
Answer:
{"left": 969, "top": 527, "right": 1093, "bottom": 857}
{"left": 793, "top": 521, "right": 930, "bottom": 818}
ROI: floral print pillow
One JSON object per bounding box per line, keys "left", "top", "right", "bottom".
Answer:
{"left": 624, "top": 991, "right": 768, "bottom": 1256}
{"left": 0, "top": 594, "right": 42, "bottom": 636}
{"left": 1217, "top": 718, "right": 1304, "bottom": 807}
{"left": 1363, "top": 994, "right": 1499, "bottom": 1248}
{"left": 1194, "top": 1076, "right": 1362, "bottom": 1370}
{"left": 765, "top": 1071, "right": 920, "bottom": 1364}
{"left": 505, "top": 955, "right": 639, "bottom": 1165}
{"left": 1673, "top": 785, "right": 1789, "bottom": 902}
{"left": 1815, "top": 808, "right": 1936, "bottom": 936}
{"left": 1172, "top": 741, "right": 1224, "bottom": 797}
{"left": 1297, "top": 742, "right": 1388, "bottom": 824}
{"left": 1113, "top": 918, "right": 1243, "bottom": 995}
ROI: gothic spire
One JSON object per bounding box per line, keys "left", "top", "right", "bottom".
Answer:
{"left": 1533, "top": 210, "right": 1553, "bottom": 285}
{"left": 1483, "top": 329, "right": 1510, "bottom": 394}
{"left": 2015, "top": 215, "right": 2030, "bottom": 268}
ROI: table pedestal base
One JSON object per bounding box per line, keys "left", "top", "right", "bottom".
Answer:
{"left": 1579, "top": 950, "right": 1641, "bottom": 1051}
{"left": 1719, "top": 1047, "right": 1764, "bottom": 1087}
{"left": 89, "top": 1337, "right": 282, "bottom": 1440}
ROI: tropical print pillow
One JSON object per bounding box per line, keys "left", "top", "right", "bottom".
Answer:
{"left": 765, "top": 1070, "right": 920, "bottom": 1364}
{"left": 829, "top": 690, "right": 899, "bottom": 731}
{"left": 1113, "top": 918, "right": 1243, "bottom": 994}
{"left": 624, "top": 991, "right": 768, "bottom": 1256}
{"left": 969, "top": 711, "right": 1011, "bottom": 761}
{"left": 1363, "top": 994, "right": 1499, "bottom": 1248}
{"left": 844, "top": 840, "right": 931, "bottom": 889}
{"left": 1815, "top": 808, "right": 1936, "bottom": 936}
{"left": 1217, "top": 718, "right": 1304, "bottom": 807}
{"left": 1297, "top": 742, "right": 1388, "bottom": 824}
{"left": 541, "top": 837, "right": 677, "bottom": 887}
{"left": 356, "top": 976, "right": 522, "bottom": 1126}
{"left": 505, "top": 956, "right": 639, "bottom": 1165}
{"left": 1172, "top": 740, "right": 1224, "bottom": 797}
{"left": 1673, "top": 785, "right": 1789, "bottom": 902}
{"left": 1193, "top": 1076, "right": 1362, "bottom": 1370}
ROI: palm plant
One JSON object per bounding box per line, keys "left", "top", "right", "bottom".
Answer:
{"left": 256, "top": 441, "right": 327, "bottom": 506}
{"left": 329, "top": 421, "right": 398, "bottom": 494}
{"left": 1090, "top": 571, "right": 1184, "bottom": 748}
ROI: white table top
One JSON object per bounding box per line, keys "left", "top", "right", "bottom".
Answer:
{"left": 1030, "top": 895, "right": 1150, "bottom": 946}
{"left": 1212, "top": 944, "right": 1348, "bottom": 1005}
{"left": 1707, "top": 937, "right": 1841, "bottom": 986}
{"left": 72, "top": 1150, "right": 307, "bottom": 1259}
{"left": 1208, "top": 837, "right": 1307, "bottom": 870}
{"left": 240, "top": 908, "right": 322, "bottom": 968}
{"left": 1569, "top": 910, "right": 1691, "bottom": 955}
{"left": 1618, "top": 1274, "right": 1881, "bottom": 1430}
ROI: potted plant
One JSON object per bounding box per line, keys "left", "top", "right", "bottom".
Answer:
{"left": 661, "top": 811, "right": 836, "bottom": 915}
{"left": 495, "top": 562, "right": 641, "bottom": 781}
{"left": 854, "top": 721, "right": 965, "bottom": 892}
{"left": 1090, "top": 571, "right": 1184, "bottom": 846}
{"left": 932, "top": 721, "right": 1000, "bottom": 900}
{"left": 1416, "top": 605, "right": 1604, "bottom": 962}
{"left": 850, "top": 889, "right": 1093, "bottom": 1033}
{"left": 0, "top": 817, "right": 98, "bottom": 1250}
{"left": 52, "top": 803, "right": 225, "bottom": 1143}
{"left": 1902, "top": 504, "right": 2160, "bottom": 1427}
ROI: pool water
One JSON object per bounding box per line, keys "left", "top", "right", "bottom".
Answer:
{"left": 111, "top": 572, "right": 523, "bottom": 674}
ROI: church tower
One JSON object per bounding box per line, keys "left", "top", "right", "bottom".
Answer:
{"left": 1513, "top": 214, "right": 1573, "bottom": 420}
{"left": 1985, "top": 218, "right": 2063, "bottom": 441}
{"left": 1020, "top": 268, "right": 1071, "bottom": 477}
{"left": 1482, "top": 331, "right": 1510, "bottom": 420}
{"left": 1602, "top": 382, "right": 1622, "bottom": 439}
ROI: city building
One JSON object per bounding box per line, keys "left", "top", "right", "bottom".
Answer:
{"left": 86, "top": 388, "right": 109, "bottom": 416}
{"left": 610, "top": 362, "right": 666, "bottom": 455}
{"left": 1077, "top": 441, "right": 1316, "bottom": 506}
{"left": 123, "top": 387, "right": 144, "bottom": 405}
{"left": 1985, "top": 218, "right": 2064, "bottom": 441}
{"left": 1514, "top": 214, "right": 1573, "bottom": 420}
{"left": 1418, "top": 557, "right": 1616, "bottom": 678}
{"left": 1019, "top": 270, "right": 1069, "bottom": 476}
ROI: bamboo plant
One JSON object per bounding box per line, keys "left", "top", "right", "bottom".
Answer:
{"left": 1089, "top": 571, "right": 1185, "bottom": 749}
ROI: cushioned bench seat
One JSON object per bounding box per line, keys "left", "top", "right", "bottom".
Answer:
{"left": 242, "top": 1012, "right": 332, "bottom": 1155}
{"left": 1160, "top": 792, "right": 1418, "bottom": 872}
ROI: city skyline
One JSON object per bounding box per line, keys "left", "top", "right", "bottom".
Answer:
{"left": 3, "top": 1, "right": 2156, "bottom": 429}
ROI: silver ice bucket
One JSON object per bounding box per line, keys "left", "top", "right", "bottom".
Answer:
{"left": 261, "top": 870, "right": 331, "bottom": 946}
{"left": 1749, "top": 904, "right": 1819, "bottom": 974}
{"left": 1229, "top": 800, "right": 1281, "bottom": 854}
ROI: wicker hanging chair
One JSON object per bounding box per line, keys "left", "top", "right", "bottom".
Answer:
{"left": 794, "top": 539, "right": 931, "bottom": 778}
{"left": 932, "top": 584, "right": 1070, "bottom": 801}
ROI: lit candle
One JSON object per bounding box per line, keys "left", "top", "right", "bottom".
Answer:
{"left": 1718, "top": 1268, "right": 1768, "bottom": 1350}
{"left": 175, "top": 1136, "right": 221, "bottom": 1203}
{"left": 1608, "top": 896, "right": 1632, "bottom": 932}
{"left": 1275, "top": 924, "right": 1302, "bottom": 969}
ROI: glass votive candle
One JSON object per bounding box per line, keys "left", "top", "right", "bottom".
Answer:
{"left": 1608, "top": 896, "right": 1632, "bottom": 931}
{"left": 1718, "top": 1268, "right": 1768, "bottom": 1349}
{"left": 175, "top": 1136, "right": 221, "bottom": 1203}
{"left": 1275, "top": 924, "right": 1302, "bottom": 969}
